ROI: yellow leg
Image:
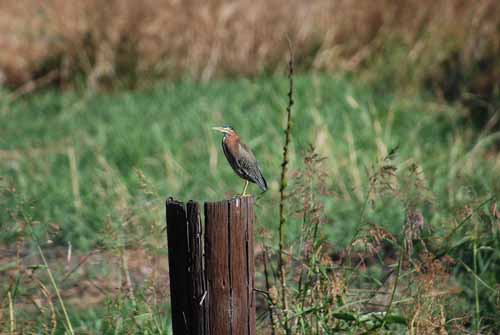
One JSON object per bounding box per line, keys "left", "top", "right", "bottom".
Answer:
{"left": 241, "top": 180, "right": 249, "bottom": 197}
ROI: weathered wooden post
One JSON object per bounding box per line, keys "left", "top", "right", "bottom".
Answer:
{"left": 166, "top": 199, "right": 207, "bottom": 334}
{"left": 166, "top": 196, "right": 255, "bottom": 335}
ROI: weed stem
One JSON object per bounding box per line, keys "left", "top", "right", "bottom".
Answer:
{"left": 278, "top": 38, "right": 294, "bottom": 334}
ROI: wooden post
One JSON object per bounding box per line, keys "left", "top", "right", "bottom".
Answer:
{"left": 187, "top": 201, "right": 208, "bottom": 334}
{"left": 166, "top": 198, "right": 190, "bottom": 334}
{"left": 166, "top": 196, "right": 255, "bottom": 335}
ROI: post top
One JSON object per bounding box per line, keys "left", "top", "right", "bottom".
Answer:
{"left": 167, "top": 195, "right": 254, "bottom": 207}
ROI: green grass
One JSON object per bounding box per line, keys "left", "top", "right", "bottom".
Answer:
{"left": 1, "top": 75, "right": 497, "bottom": 247}
{"left": 1, "top": 74, "right": 499, "bottom": 333}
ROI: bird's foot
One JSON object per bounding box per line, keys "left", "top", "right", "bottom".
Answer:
{"left": 239, "top": 180, "right": 249, "bottom": 198}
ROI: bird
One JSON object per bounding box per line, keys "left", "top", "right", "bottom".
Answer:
{"left": 212, "top": 125, "right": 268, "bottom": 196}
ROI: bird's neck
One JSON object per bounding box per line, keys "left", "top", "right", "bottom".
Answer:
{"left": 224, "top": 132, "right": 240, "bottom": 150}
{"left": 224, "top": 132, "right": 239, "bottom": 143}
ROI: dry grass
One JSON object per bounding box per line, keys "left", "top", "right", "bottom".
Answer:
{"left": 0, "top": 0, "right": 498, "bottom": 94}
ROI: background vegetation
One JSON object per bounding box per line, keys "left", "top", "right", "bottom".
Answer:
{"left": 1, "top": 1, "right": 499, "bottom": 334}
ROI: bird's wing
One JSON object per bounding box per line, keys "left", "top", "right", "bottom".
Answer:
{"left": 238, "top": 141, "right": 257, "bottom": 163}
{"left": 238, "top": 142, "right": 268, "bottom": 191}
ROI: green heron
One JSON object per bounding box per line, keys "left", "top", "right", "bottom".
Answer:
{"left": 212, "top": 126, "right": 268, "bottom": 196}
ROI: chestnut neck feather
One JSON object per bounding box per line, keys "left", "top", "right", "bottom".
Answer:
{"left": 224, "top": 131, "right": 240, "bottom": 156}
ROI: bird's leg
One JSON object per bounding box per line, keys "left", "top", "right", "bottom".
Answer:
{"left": 241, "top": 180, "right": 249, "bottom": 197}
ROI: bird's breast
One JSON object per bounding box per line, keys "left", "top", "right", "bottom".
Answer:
{"left": 224, "top": 134, "right": 240, "bottom": 156}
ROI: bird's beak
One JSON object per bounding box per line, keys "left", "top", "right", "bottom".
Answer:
{"left": 212, "top": 126, "right": 228, "bottom": 133}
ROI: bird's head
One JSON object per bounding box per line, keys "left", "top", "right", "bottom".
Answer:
{"left": 212, "top": 125, "right": 235, "bottom": 136}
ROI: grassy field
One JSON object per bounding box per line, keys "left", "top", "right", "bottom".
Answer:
{"left": 1, "top": 74, "right": 499, "bottom": 333}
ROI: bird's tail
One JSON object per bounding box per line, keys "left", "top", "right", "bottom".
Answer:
{"left": 255, "top": 173, "right": 268, "bottom": 192}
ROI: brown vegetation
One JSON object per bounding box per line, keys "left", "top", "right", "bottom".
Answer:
{"left": 0, "top": 0, "right": 498, "bottom": 95}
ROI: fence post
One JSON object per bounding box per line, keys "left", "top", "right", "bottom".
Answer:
{"left": 166, "top": 196, "right": 255, "bottom": 335}
{"left": 187, "top": 200, "right": 209, "bottom": 334}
